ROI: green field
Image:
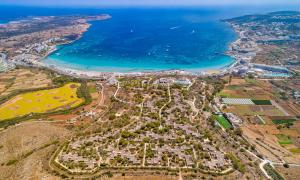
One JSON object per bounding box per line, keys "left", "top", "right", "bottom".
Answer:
{"left": 0, "top": 83, "right": 84, "bottom": 120}
{"left": 217, "top": 92, "right": 231, "bottom": 98}
{"left": 252, "top": 100, "right": 272, "bottom": 105}
{"left": 289, "top": 148, "right": 300, "bottom": 154}
{"left": 245, "top": 77, "right": 257, "bottom": 84}
{"left": 215, "top": 115, "right": 232, "bottom": 129}
{"left": 272, "top": 119, "right": 296, "bottom": 125}
{"left": 227, "top": 85, "right": 240, "bottom": 90}
{"left": 88, "top": 86, "right": 97, "bottom": 93}
{"left": 276, "top": 134, "right": 293, "bottom": 145}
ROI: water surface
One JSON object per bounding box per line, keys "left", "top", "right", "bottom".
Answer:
{"left": 45, "top": 8, "right": 237, "bottom": 72}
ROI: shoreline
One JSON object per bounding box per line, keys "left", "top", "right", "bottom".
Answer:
{"left": 38, "top": 31, "right": 239, "bottom": 78}
{"left": 17, "top": 54, "right": 238, "bottom": 79}
{"left": 7, "top": 14, "right": 242, "bottom": 78}
{"left": 38, "top": 55, "right": 237, "bottom": 78}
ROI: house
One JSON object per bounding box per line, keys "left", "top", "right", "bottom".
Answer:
{"left": 224, "top": 113, "right": 243, "bottom": 126}
{"left": 174, "top": 79, "right": 192, "bottom": 86}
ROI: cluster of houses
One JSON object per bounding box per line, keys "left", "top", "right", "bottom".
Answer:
{"left": 294, "top": 91, "right": 300, "bottom": 102}
{"left": 148, "top": 145, "right": 194, "bottom": 167}
{"left": 56, "top": 78, "right": 232, "bottom": 173}
{"left": 59, "top": 151, "right": 98, "bottom": 171}
{"left": 231, "top": 63, "right": 292, "bottom": 78}
{"left": 15, "top": 38, "right": 61, "bottom": 56}
{"left": 202, "top": 144, "right": 231, "bottom": 170}
{"left": 226, "top": 13, "right": 298, "bottom": 79}
{"left": 103, "top": 144, "right": 141, "bottom": 165}
{"left": 0, "top": 53, "right": 15, "bottom": 72}
{"left": 224, "top": 113, "right": 243, "bottom": 127}
{"left": 154, "top": 77, "right": 192, "bottom": 86}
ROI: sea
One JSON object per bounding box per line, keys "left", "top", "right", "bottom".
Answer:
{"left": 0, "top": 5, "right": 299, "bottom": 72}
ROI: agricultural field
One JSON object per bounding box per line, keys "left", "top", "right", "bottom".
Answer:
{"left": 0, "top": 83, "right": 84, "bottom": 120}
{"left": 0, "top": 121, "right": 70, "bottom": 180}
{"left": 272, "top": 119, "right": 297, "bottom": 125}
{"left": 276, "top": 134, "right": 293, "bottom": 145}
{"left": 225, "top": 105, "right": 285, "bottom": 116}
{"left": 289, "top": 148, "right": 300, "bottom": 154}
{"left": 221, "top": 77, "right": 300, "bottom": 165}
{"left": 276, "top": 165, "right": 300, "bottom": 180}
{"left": 214, "top": 115, "right": 232, "bottom": 129}
{"left": 218, "top": 78, "right": 274, "bottom": 99}
{"left": 0, "top": 68, "right": 52, "bottom": 98}
{"left": 220, "top": 77, "right": 286, "bottom": 117}
{"left": 252, "top": 100, "right": 272, "bottom": 105}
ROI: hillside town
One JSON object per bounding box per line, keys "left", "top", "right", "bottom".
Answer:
{"left": 225, "top": 11, "right": 300, "bottom": 77}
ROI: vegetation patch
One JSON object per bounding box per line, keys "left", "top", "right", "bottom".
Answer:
{"left": 252, "top": 100, "right": 272, "bottom": 105}
{"left": 217, "top": 92, "right": 230, "bottom": 98}
{"left": 245, "top": 77, "right": 257, "bottom": 84}
{"left": 275, "top": 134, "right": 293, "bottom": 145}
{"left": 289, "top": 148, "right": 300, "bottom": 154}
{"left": 263, "top": 163, "right": 284, "bottom": 180}
{"left": 214, "top": 115, "right": 232, "bottom": 129}
{"left": 226, "top": 153, "right": 245, "bottom": 173}
{"left": 272, "top": 119, "right": 296, "bottom": 125}
{"left": 227, "top": 85, "right": 240, "bottom": 90}
{"left": 88, "top": 86, "right": 97, "bottom": 93}
{"left": 0, "top": 83, "right": 84, "bottom": 121}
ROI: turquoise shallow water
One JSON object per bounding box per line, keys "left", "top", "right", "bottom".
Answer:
{"left": 44, "top": 8, "right": 237, "bottom": 72}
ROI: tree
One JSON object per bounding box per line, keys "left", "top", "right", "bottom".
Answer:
{"left": 234, "top": 128, "right": 243, "bottom": 136}
{"left": 229, "top": 75, "right": 232, "bottom": 85}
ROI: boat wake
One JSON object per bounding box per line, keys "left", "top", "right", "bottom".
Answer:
{"left": 170, "top": 26, "right": 181, "bottom": 30}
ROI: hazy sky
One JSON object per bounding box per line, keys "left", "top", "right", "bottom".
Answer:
{"left": 1, "top": 0, "right": 300, "bottom": 6}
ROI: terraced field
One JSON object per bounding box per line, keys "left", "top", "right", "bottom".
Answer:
{"left": 0, "top": 83, "right": 84, "bottom": 120}
{"left": 276, "top": 134, "right": 293, "bottom": 145}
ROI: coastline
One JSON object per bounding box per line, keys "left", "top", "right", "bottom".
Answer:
{"left": 39, "top": 55, "right": 237, "bottom": 78}
{"left": 6, "top": 13, "right": 241, "bottom": 78}
{"left": 39, "top": 28, "right": 239, "bottom": 78}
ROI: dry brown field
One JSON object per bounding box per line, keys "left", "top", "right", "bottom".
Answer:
{"left": 0, "top": 68, "right": 52, "bottom": 98}
{"left": 275, "top": 165, "right": 300, "bottom": 180}
{"left": 225, "top": 105, "right": 285, "bottom": 116}
{"left": 242, "top": 125, "right": 300, "bottom": 164}
{"left": 0, "top": 121, "right": 70, "bottom": 179}
{"left": 220, "top": 78, "right": 274, "bottom": 99}
{"left": 109, "top": 176, "right": 178, "bottom": 180}
{"left": 278, "top": 101, "right": 300, "bottom": 116}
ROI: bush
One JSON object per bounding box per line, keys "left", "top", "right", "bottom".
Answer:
{"left": 6, "top": 159, "right": 18, "bottom": 166}
{"left": 264, "top": 163, "right": 284, "bottom": 180}
{"left": 226, "top": 153, "right": 245, "bottom": 173}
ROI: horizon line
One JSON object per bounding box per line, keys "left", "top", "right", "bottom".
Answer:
{"left": 1, "top": 2, "right": 300, "bottom": 7}
{"left": 1, "top": 3, "right": 300, "bottom": 8}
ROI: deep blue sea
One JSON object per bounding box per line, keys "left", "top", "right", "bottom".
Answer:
{"left": 1, "top": 5, "right": 299, "bottom": 72}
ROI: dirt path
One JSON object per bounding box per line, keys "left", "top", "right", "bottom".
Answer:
{"left": 114, "top": 81, "right": 131, "bottom": 104}
{"left": 159, "top": 84, "right": 171, "bottom": 121}
{"left": 271, "top": 100, "right": 290, "bottom": 116}
{"left": 142, "top": 143, "right": 147, "bottom": 167}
